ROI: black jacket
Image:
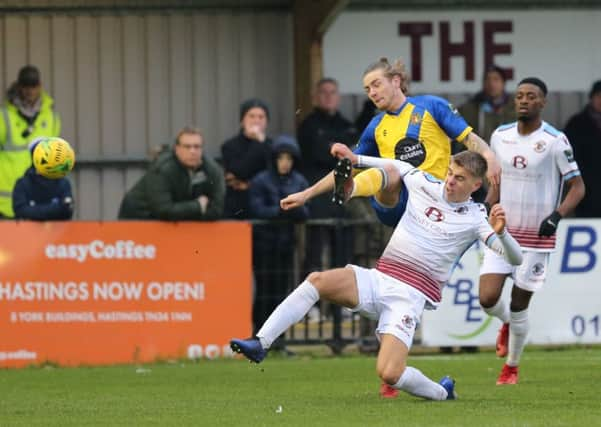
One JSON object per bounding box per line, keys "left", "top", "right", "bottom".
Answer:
{"left": 564, "top": 107, "right": 601, "bottom": 217}
{"left": 118, "top": 150, "right": 225, "bottom": 220}
{"left": 220, "top": 132, "right": 272, "bottom": 219}
{"left": 297, "top": 108, "right": 357, "bottom": 218}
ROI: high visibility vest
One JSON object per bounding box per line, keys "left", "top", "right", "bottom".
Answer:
{"left": 0, "top": 90, "right": 61, "bottom": 217}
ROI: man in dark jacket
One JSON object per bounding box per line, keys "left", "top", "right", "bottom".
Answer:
{"left": 12, "top": 139, "right": 73, "bottom": 220}
{"left": 457, "top": 65, "right": 515, "bottom": 146}
{"left": 564, "top": 80, "right": 601, "bottom": 217}
{"left": 297, "top": 77, "right": 357, "bottom": 219}
{"left": 118, "top": 127, "right": 225, "bottom": 220}
{"left": 221, "top": 98, "right": 272, "bottom": 219}
{"left": 249, "top": 135, "right": 309, "bottom": 339}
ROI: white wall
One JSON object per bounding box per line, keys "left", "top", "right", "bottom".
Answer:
{"left": 324, "top": 10, "right": 601, "bottom": 94}
{"left": 0, "top": 11, "right": 294, "bottom": 219}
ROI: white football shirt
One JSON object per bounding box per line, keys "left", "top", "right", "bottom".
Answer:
{"left": 490, "top": 121, "right": 580, "bottom": 251}
{"left": 357, "top": 156, "right": 500, "bottom": 306}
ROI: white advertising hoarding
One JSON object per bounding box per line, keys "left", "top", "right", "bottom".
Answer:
{"left": 324, "top": 10, "right": 601, "bottom": 94}
{"left": 421, "top": 220, "right": 601, "bottom": 346}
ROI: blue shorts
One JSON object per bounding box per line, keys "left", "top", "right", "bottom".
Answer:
{"left": 369, "top": 187, "right": 409, "bottom": 227}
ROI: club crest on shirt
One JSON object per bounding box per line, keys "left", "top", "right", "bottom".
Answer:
{"left": 410, "top": 112, "right": 422, "bottom": 125}
{"left": 531, "top": 262, "right": 545, "bottom": 276}
{"left": 533, "top": 140, "right": 547, "bottom": 153}
{"left": 424, "top": 207, "right": 445, "bottom": 222}
{"left": 401, "top": 314, "right": 415, "bottom": 330}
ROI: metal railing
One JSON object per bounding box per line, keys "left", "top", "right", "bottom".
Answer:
{"left": 250, "top": 218, "right": 391, "bottom": 354}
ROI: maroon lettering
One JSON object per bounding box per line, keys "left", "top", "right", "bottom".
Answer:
{"left": 398, "top": 22, "right": 433, "bottom": 82}
{"left": 484, "top": 21, "right": 514, "bottom": 79}
{"left": 440, "top": 21, "right": 475, "bottom": 81}
{"left": 513, "top": 155, "right": 528, "bottom": 169}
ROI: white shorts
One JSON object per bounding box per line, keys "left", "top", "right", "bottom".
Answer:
{"left": 349, "top": 264, "right": 426, "bottom": 349}
{"left": 480, "top": 246, "right": 550, "bottom": 292}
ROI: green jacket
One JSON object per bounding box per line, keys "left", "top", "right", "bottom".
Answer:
{"left": 118, "top": 150, "right": 225, "bottom": 221}
{"left": 0, "top": 90, "right": 61, "bottom": 217}
{"left": 458, "top": 94, "right": 515, "bottom": 143}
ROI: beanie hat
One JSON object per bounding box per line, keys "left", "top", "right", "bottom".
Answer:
{"left": 240, "top": 98, "right": 270, "bottom": 121}
{"left": 589, "top": 80, "right": 601, "bottom": 99}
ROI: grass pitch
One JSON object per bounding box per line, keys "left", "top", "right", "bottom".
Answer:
{"left": 1, "top": 347, "right": 600, "bottom": 426}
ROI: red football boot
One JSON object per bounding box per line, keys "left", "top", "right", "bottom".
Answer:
{"left": 496, "top": 363, "right": 518, "bottom": 385}
{"left": 379, "top": 382, "right": 399, "bottom": 398}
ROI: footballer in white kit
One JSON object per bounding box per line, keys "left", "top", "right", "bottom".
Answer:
{"left": 231, "top": 149, "right": 522, "bottom": 402}
{"left": 478, "top": 77, "right": 585, "bottom": 385}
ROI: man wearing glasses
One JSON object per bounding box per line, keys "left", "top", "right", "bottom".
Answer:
{"left": 119, "top": 127, "right": 225, "bottom": 220}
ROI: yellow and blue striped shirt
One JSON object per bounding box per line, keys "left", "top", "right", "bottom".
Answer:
{"left": 354, "top": 95, "right": 472, "bottom": 180}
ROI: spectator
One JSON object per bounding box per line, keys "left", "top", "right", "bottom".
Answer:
{"left": 297, "top": 77, "right": 358, "bottom": 219}
{"left": 0, "top": 65, "right": 62, "bottom": 218}
{"left": 12, "top": 139, "right": 73, "bottom": 220}
{"left": 221, "top": 98, "right": 273, "bottom": 219}
{"left": 564, "top": 80, "right": 601, "bottom": 217}
{"left": 249, "top": 135, "right": 309, "bottom": 339}
{"left": 456, "top": 64, "right": 514, "bottom": 150}
{"left": 118, "top": 126, "right": 224, "bottom": 220}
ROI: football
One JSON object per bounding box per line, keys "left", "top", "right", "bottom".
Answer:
{"left": 32, "top": 137, "right": 75, "bottom": 179}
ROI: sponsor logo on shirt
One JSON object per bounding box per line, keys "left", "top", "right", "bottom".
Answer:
{"left": 394, "top": 137, "right": 426, "bottom": 167}
{"left": 419, "top": 186, "right": 439, "bottom": 203}
{"left": 564, "top": 149, "right": 575, "bottom": 162}
{"left": 424, "top": 207, "right": 445, "bottom": 222}
{"left": 512, "top": 155, "right": 528, "bottom": 169}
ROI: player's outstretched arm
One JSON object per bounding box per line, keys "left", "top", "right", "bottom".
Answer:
{"left": 486, "top": 204, "right": 523, "bottom": 266}
{"left": 462, "top": 132, "right": 501, "bottom": 187}
{"left": 280, "top": 171, "right": 335, "bottom": 210}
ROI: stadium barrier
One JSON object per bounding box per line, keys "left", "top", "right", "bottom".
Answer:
{"left": 3, "top": 218, "right": 595, "bottom": 367}
{"left": 250, "top": 218, "right": 390, "bottom": 354}
{"left": 0, "top": 221, "right": 253, "bottom": 367}
{"left": 0, "top": 219, "right": 388, "bottom": 367}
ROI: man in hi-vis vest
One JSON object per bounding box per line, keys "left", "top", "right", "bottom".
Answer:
{"left": 0, "top": 65, "right": 61, "bottom": 218}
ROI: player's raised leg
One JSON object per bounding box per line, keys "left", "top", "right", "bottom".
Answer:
{"left": 332, "top": 158, "right": 403, "bottom": 207}
{"left": 230, "top": 267, "right": 359, "bottom": 363}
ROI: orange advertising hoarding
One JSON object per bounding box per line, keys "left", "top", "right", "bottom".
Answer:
{"left": 0, "top": 221, "right": 252, "bottom": 368}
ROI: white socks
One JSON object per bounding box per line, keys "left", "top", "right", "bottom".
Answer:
{"left": 507, "top": 309, "right": 529, "bottom": 367}
{"left": 482, "top": 298, "right": 510, "bottom": 323}
{"left": 256, "top": 281, "right": 320, "bottom": 349}
{"left": 392, "top": 366, "right": 447, "bottom": 400}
